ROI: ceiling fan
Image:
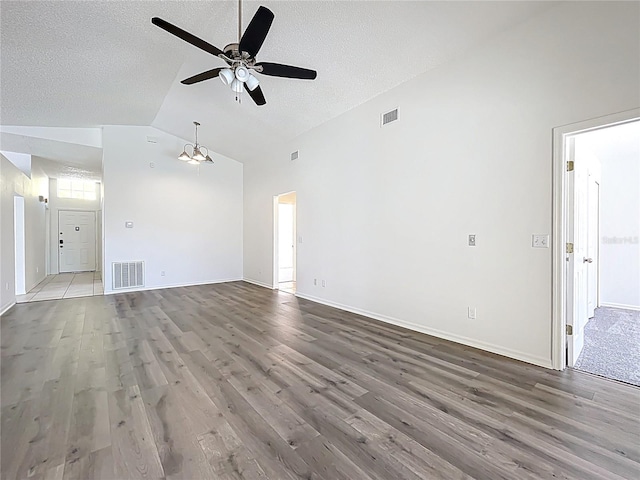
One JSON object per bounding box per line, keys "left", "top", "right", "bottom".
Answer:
{"left": 152, "top": 2, "right": 317, "bottom": 106}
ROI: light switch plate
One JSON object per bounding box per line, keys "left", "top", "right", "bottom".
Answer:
{"left": 125, "top": 221, "right": 134, "bottom": 229}
{"left": 532, "top": 234, "right": 549, "bottom": 248}
{"left": 468, "top": 234, "right": 476, "bottom": 247}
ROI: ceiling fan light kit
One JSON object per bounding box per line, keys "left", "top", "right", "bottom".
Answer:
{"left": 152, "top": 1, "right": 317, "bottom": 106}
{"left": 180, "top": 122, "right": 213, "bottom": 165}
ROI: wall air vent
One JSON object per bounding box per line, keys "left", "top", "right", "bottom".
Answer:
{"left": 381, "top": 108, "right": 399, "bottom": 126}
{"left": 291, "top": 150, "right": 299, "bottom": 161}
{"left": 112, "top": 261, "right": 145, "bottom": 289}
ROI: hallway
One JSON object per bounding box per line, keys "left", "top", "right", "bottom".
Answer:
{"left": 575, "top": 307, "right": 640, "bottom": 386}
{"left": 16, "top": 272, "right": 103, "bottom": 303}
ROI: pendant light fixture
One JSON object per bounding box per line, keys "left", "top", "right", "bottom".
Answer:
{"left": 178, "top": 121, "right": 214, "bottom": 164}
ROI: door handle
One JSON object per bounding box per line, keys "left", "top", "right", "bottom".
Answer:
{"left": 583, "top": 257, "right": 593, "bottom": 263}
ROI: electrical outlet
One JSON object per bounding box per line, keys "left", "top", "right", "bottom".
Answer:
{"left": 298, "top": 235, "right": 303, "bottom": 244}
{"left": 314, "top": 278, "right": 317, "bottom": 286}
{"left": 532, "top": 234, "right": 549, "bottom": 248}
{"left": 468, "top": 307, "right": 476, "bottom": 319}
{"left": 468, "top": 234, "right": 476, "bottom": 247}
{"left": 161, "top": 271, "right": 165, "bottom": 276}
{"left": 5, "top": 283, "right": 8, "bottom": 291}
{"left": 36, "top": 267, "right": 39, "bottom": 273}
{"left": 322, "top": 280, "right": 326, "bottom": 287}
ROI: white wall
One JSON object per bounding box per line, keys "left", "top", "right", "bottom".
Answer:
{"left": 48, "top": 178, "right": 101, "bottom": 274}
{"left": 102, "top": 126, "right": 243, "bottom": 294}
{"left": 243, "top": 2, "right": 640, "bottom": 367}
{"left": 0, "top": 154, "right": 48, "bottom": 313}
{"left": 586, "top": 127, "right": 640, "bottom": 309}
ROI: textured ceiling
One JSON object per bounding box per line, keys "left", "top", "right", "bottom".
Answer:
{"left": 33, "top": 156, "right": 103, "bottom": 182}
{"left": 1, "top": 1, "right": 555, "bottom": 163}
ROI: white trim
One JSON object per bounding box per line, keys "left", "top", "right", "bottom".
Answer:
{"left": 0, "top": 302, "right": 16, "bottom": 316}
{"left": 552, "top": 108, "right": 640, "bottom": 370}
{"left": 103, "top": 277, "right": 243, "bottom": 295}
{"left": 600, "top": 302, "right": 640, "bottom": 312}
{"left": 296, "top": 292, "right": 553, "bottom": 369}
{"left": 242, "top": 277, "right": 274, "bottom": 289}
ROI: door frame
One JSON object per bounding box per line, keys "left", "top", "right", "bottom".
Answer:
{"left": 272, "top": 191, "right": 297, "bottom": 290}
{"left": 551, "top": 108, "right": 639, "bottom": 370}
{"left": 13, "top": 195, "right": 26, "bottom": 295}
{"left": 58, "top": 209, "right": 98, "bottom": 273}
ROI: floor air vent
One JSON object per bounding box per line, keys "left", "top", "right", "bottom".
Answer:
{"left": 112, "top": 261, "right": 144, "bottom": 289}
{"left": 382, "top": 108, "right": 398, "bottom": 126}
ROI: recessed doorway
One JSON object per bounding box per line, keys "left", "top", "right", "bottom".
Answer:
{"left": 553, "top": 110, "right": 640, "bottom": 386}
{"left": 13, "top": 195, "right": 26, "bottom": 295}
{"left": 274, "top": 192, "right": 296, "bottom": 294}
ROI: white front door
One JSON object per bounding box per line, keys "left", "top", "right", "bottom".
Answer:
{"left": 59, "top": 210, "right": 96, "bottom": 273}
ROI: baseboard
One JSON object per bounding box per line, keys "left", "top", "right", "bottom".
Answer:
{"left": 0, "top": 301, "right": 16, "bottom": 316}
{"left": 103, "top": 277, "right": 243, "bottom": 295}
{"left": 295, "top": 292, "right": 553, "bottom": 369}
{"left": 242, "top": 278, "right": 274, "bottom": 289}
{"left": 600, "top": 302, "right": 640, "bottom": 312}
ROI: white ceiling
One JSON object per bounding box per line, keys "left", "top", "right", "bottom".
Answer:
{"left": 33, "top": 156, "right": 103, "bottom": 183}
{"left": 1, "top": 1, "right": 555, "bottom": 164}
{"left": 0, "top": 132, "right": 103, "bottom": 171}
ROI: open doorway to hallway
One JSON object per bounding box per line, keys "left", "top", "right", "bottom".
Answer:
{"left": 274, "top": 192, "right": 296, "bottom": 294}
{"left": 564, "top": 119, "right": 640, "bottom": 386}
{"left": 13, "top": 195, "right": 26, "bottom": 296}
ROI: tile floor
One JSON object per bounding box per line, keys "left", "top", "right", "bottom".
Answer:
{"left": 279, "top": 281, "right": 296, "bottom": 294}
{"left": 16, "top": 272, "right": 103, "bottom": 303}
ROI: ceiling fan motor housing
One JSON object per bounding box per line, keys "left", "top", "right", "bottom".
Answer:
{"left": 152, "top": 5, "right": 316, "bottom": 106}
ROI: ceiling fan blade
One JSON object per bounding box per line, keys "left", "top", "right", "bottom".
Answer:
{"left": 239, "top": 6, "right": 274, "bottom": 57}
{"left": 181, "top": 68, "right": 224, "bottom": 85}
{"left": 247, "top": 85, "right": 266, "bottom": 106}
{"left": 152, "top": 17, "right": 224, "bottom": 57}
{"left": 256, "top": 62, "right": 317, "bottom": 80}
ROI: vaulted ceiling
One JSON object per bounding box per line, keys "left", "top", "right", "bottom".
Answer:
{"left": 1, "top": 1, "right": 555, "bottom": 164}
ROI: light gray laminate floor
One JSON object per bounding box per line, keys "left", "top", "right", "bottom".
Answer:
{"left": 1, "top": 281, "right": 639, "bottom": 479}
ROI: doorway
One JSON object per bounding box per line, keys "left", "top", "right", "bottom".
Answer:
{"left": 13, "top": 196, "right": 26, "bottom": 295}
{"left": 274, "top": 192, "right": 296, "bottom": 294}
{"left": 58, "top": 210, "right": 97, "bottom": 273}
{"left": 553, "top": 110, "right": 640, "bottom": 385}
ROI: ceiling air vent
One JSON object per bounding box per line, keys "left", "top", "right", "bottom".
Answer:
{"left": 146, "top": 135, "right": 158, "bottom": 143}
{"left": 291, "top": 150, "right": 299, "bottom": 161}
{"left": 381, "top": 108, "right": 399, "bottom": 126}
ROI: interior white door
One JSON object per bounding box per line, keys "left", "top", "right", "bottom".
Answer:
{"left": 59, "top": 210, "right": 96, "bottom": 273}
{"left": 586, "top": 165, "right": 601, "bottom": 319}
{"left": 278, "top": 203, "right": 295, "bottom": 283}
{"left": 567, "top": 138, "right": 589, "bottom": 367}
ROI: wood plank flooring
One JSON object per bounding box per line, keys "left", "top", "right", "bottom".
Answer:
{"left": 1, "top": 281, "right": 639, "bottom": 479}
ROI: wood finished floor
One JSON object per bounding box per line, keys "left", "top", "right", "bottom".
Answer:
{"left": 1, "top": 281, "right": 639, "bottom": 480}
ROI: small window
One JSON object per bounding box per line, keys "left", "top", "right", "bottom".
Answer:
{"left": 57, "top": 178, "right": 96, "bottom": 200}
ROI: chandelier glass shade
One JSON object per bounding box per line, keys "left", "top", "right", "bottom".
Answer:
{"left": 179, "top": 121, "right": 213, "bottom": 164}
